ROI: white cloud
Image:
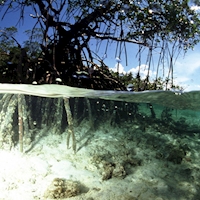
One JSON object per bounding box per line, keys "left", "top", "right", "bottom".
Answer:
{"left": 128, "top": 64, "right": 156, "bottom": 80}
{"left": 173, "top": 76, "right": 190, "bottom": 85}
{"left": 190, "top": 5, "right": 200, "bottom": 11}
{"left": 185, "top": 84, "right": 200, "bottom": 91}
{"left": 173, "top": 51, "right": 200, "bottom": 91}
{"left": 175, "top": 53, "right": 200, "bottom": 75}
{"left": 110, "top": 63, "right": 126, "bottom": 74}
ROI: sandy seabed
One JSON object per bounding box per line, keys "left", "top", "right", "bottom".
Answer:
{"left": 0, "top": 119, "right": 200, "bottom": 200}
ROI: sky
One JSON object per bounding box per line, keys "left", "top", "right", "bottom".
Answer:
{"left": 1, "top": 3, "right": 200, "bottom": 91}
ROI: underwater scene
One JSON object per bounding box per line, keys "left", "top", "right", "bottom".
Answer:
{"left": 0, "top": 85, "right": 200, "bottom": 200}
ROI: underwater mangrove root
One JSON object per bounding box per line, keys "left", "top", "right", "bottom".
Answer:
{"left": 0, "top": 94, "right": 18, "bottom": 149}
{"left": 18, "top": 94, "right": 24, "bottom": 153}
{"left": 21, "top": 95, "right": 33, "bottom": 141}
{"left": 0, "top": 94, "right": 13, "bottom": 124}
{"left": 0, "top": 94, "right": 31, "bottom": 152}
{"left": 63, "top": 98, "right": 76, "bottom": 153}
{"left": 53, "top": 98, "right": 63, "bottom": 134}
{"left": 72, "top": 98, "right": 79, "bottom": 126}
{"left": 85, "top": 98, "right": 94, "bottom": 130}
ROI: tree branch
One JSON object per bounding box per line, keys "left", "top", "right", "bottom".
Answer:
{"left": 94, "top": 34, "right": 149, "bottom": 47}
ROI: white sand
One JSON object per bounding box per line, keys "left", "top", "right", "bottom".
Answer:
{"left": 0, "top": 119, "right": 200, "bottom": 200}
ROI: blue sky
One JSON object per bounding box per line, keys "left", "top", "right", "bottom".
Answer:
{"left": 1, "top": 4, "right": 200, "bottom": 91}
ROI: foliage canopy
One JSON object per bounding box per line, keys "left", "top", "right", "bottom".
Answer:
{"left": 0, "top": 0, "right": 200, "bottom": 89}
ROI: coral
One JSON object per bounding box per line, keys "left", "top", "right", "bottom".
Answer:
{"left": 112, "top": 163, "right": 126, "bottom": 179}
{"left": 91, "top": 154, "right": 141, "bottom": 180}
{"left": 101, "top": 161, "right": 115, "bottom": 181}
{"left": 100, "top": 161, "right": 126, "bottom": 180}
{"left": 44, "top": 178, "right": 79, "bottom": 199}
